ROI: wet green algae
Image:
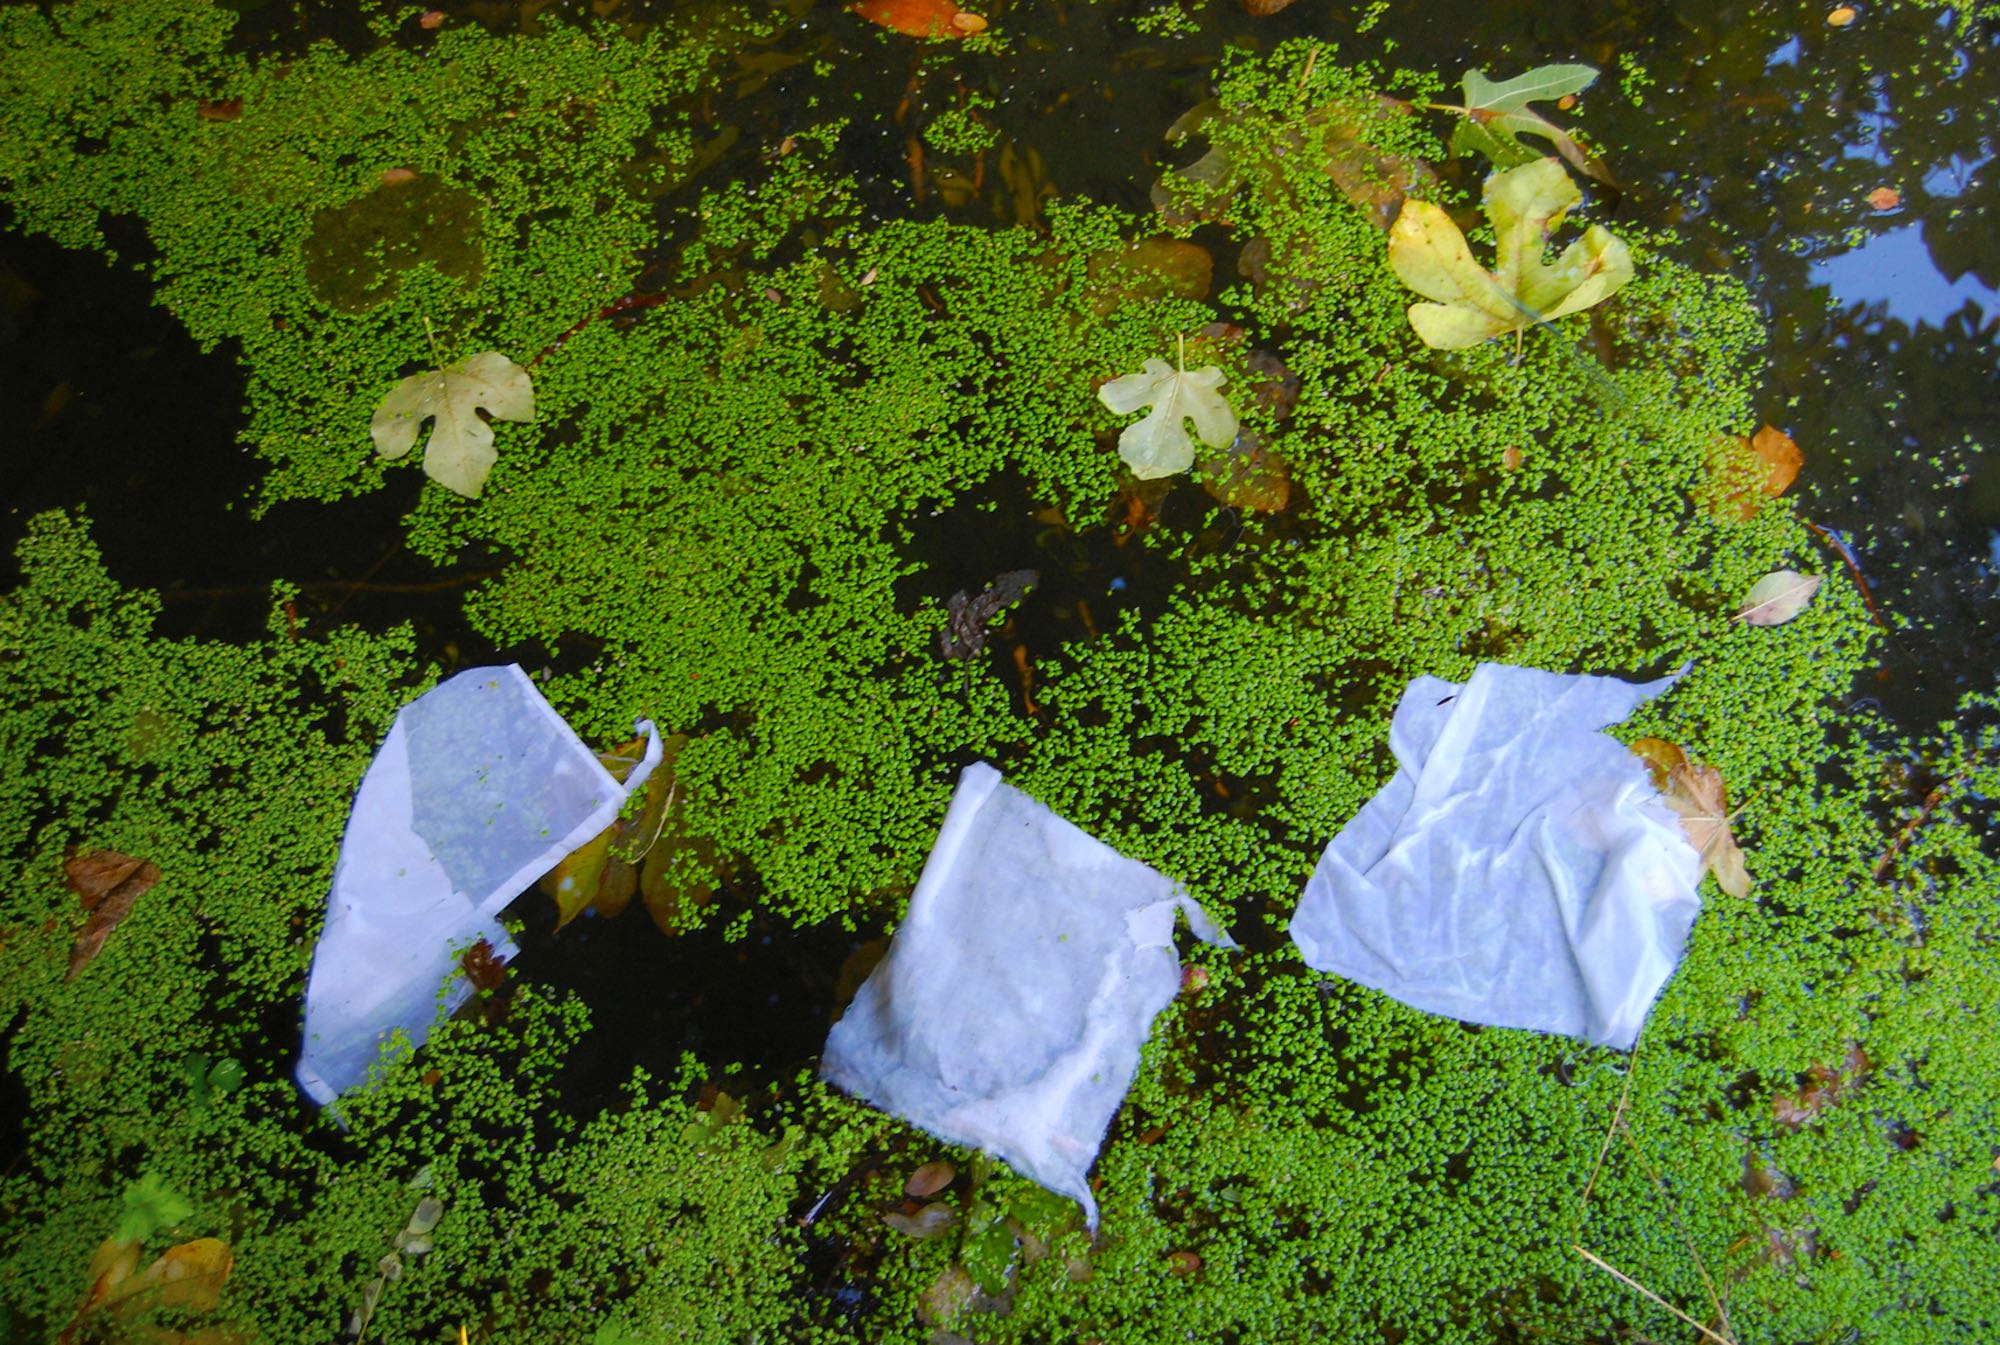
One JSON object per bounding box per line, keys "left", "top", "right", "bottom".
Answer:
{"left": 2, "top": 4, "right": 1997, "bottom": 1342}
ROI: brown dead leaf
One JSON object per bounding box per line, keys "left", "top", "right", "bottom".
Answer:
{"left": 196, "top": 99, "right": 242, "bottom": 123}
{"left": 1866, "top": 186, "right": 1901, "bottom": 211}
{"left": 65, "top": 850, "right": 162, "bottom": 979}
{"left": 1662, "top": 762, "right": 1751, "bottom": 898}
{"left": 419, "top": 8, "right": 446, "bottom": 28}
{"left": 1774, "top": 1042, "right": 1869, "bottom": 1131}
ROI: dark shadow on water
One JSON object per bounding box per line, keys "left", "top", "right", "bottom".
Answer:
{"left": 508, "top": 893, "right": 876, "bottom": 1111}
{"left": 0, "top": 211, "right": 495, "bottom": 656}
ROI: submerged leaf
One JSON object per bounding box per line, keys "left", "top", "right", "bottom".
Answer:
{"left": 1701, "top": 425, "right": 1803, "bottom": 521}
{"left": 1663, "top": 762, "right": 1750, "bottom": 898}
{"left": 941, "top": 570, "right": 1039, "bottom": 659}
{"left": 1098, "top": 346, "right": 1238, "bottom": 479}
{"left": 883, "top": 1203, "right": 959, "bottom": 1240}
{"left": 1737, "top": 570, "right": 1821, "bottom": 626}
{"left": 122, "top": 1237, "right": 233, "bottom": 1312}
{"left": 850, "top": 0, "right": 987, "bottom": 37}
{"left": 370, "top": 351, "right": 534, "bottom": 498}
{"left": 65, "top": 849, "right": 162, "bottom": 979}
{"left": 1388, "top": 158, "right": 1632, "bottom": 350}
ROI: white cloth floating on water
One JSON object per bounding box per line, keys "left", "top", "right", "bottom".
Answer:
{"left": 1288, "top": 663, "right": 1700, "bottom": 1050}
{"left": 297, "top": 665, "right": 660, "bottom": 1107}
{"left": 821, "top": 762, "right": 1234, "bottom": 1227}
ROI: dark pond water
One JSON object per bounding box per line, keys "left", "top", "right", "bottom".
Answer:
{"left": 2, "top": 0, "right": 1994, "bottom": 1095}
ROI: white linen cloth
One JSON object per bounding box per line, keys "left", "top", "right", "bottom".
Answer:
{"left": 821, "top": 762, "right": 1234, "bottom": 1227}
{"left": 1289, "top": 663, "right": 1700, "bottom": 1049}
{"left": 297, "top": 665, "right": 660, "bottom": 1106}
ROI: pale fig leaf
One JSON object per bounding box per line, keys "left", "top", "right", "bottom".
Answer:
{"left": 370, "top": 351, "right": 534, "bottom": 498}
{"left": 1098, "top": 356, "right": 1238, "bottom": 479}
{"left": 1388, "top": 158, "right": 1633, "bottom": 350}
{"left": 1737, "top": 570, "right": 1821, "bottom": 626}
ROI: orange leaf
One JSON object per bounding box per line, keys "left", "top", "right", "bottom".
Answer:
{"left": 1627, "top": 736, "right": 1688, "bottom": 790}
{"left": 850, "top": 0, "right": 985, "bottom": 37}
{"left": 1700, "top": 425, "right": 1802, "bottom": 521}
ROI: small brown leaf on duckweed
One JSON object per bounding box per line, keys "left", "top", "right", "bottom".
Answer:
{"left": 419, "top": 9, "right": 446, "bottom": 28}
{"left": 1827, "top": 5, "right": 1857, "bottom": 25}
{"left": 905, "top": 1161, "right": 957, "bottom": 1198}
{"left": 1501, "top": 445, "right": 1523, "bottom": 471}
{"left": 65, "top": 850, "right": 161, "bottom": 979}
{"left": 459, "top": 937, "right": 507, "bottom": 991}
{"left": 196, "top": 99, "right": 242, "bottom": 122}
{"left": 1662, "top": 763, "right": 1751, "bottom": 899}
{"left": 1180, "top": 964, "right": 1210, "bottom": 994}
{"left": 1866, "top": 186, "right": 1901, "bottom": 211}
{"left": 1168, "top": 1250, "right": 1202, "bottom": 1275}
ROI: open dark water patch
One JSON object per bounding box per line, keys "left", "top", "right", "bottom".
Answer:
{"left": 507, "top": 893, "right": 874, "bottom": 1110}
{"left": 0, "top": 214, "right": 498, "bottom": 652}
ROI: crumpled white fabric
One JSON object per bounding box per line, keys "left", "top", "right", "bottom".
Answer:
{"left": 821, "top": 762, "right": 1235, "bottom": 1227}
{"left": 1289, "top": 663, "right": 1700, "bottom": 1050}
{"left": 297, "top": 665, "right": 660, "bottom": 1106}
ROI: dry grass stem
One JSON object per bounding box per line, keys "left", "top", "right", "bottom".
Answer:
{"left": 1573, "top": 1246, "right": 1738, "bottom": 1345}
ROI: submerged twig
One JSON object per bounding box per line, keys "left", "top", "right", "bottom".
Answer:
{"left": 1802, "top": 519, "right": 1886, "bottom": 631}
{"left": 1873, "top": 762, "right": 1982, "bottom": 881}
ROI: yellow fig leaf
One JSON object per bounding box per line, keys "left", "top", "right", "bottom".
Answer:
{"left": 370, "top": 351, "right": 534, "bottom": 498}
{"left": 1388, "top": 158, "right": 1632, "bottom": 350}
